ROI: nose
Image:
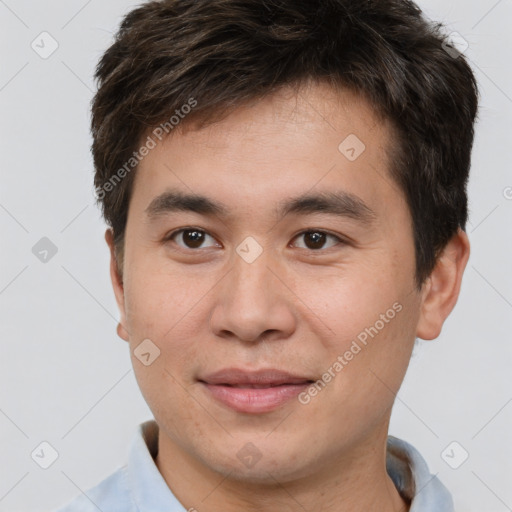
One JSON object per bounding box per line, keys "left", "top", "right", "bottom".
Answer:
{"left": 209, "top": 244, "right": 297, "bottom": 344}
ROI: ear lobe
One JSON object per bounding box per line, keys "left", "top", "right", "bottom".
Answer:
{"left": 105, "top": 228, "right": 130, "bottom": 342}
{"left": 416, "top": 228, "right": 470, "bottom": 340}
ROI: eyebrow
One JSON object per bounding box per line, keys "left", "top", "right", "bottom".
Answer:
{"left": 144, "top": 188, "right": 376, "bottom": 225}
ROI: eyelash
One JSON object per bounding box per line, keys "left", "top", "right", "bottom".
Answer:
{"left": 163, "top": 227, "right": 347, "bottom": 252}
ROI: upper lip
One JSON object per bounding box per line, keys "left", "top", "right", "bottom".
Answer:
{"left": 199, "top": 368, "right": 314, "bottom": 386}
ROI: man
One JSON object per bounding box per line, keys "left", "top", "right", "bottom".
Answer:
{"left": 56, "top": 0, "right": 478, "bottom": 510}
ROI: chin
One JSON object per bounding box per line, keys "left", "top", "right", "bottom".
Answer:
{"left": 201, "top": 444, "right": 317, "bottom": 485}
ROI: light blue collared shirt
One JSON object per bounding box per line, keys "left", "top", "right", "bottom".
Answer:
{"left": 55, "top": 419, "right": 454, "bottom": 512}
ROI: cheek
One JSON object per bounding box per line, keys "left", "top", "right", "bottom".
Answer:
{"left": 303, "top": 299, "right": 417, "bottom": 443}
{"left": 291, "top": 256, "right": 404, "bottom": 346}
{"left": 123, "top": 254, "right": 205, "bottom": 336}
{"left": 123, "top": 268, "right": 201, "bottom": 419}
{"left": 295, "top": 259, "right": 417, "bottom": 399}
{"left": 123, "top": 260, "right": 216, "bottom": 385}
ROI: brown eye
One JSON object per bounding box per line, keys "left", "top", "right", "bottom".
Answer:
{"left": 293, "top": 231, "right": 342, "bottom": 250}
{"left": 170, "top": 229, "right": 218, "bottom": 249}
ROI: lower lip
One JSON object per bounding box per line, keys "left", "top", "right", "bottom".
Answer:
{"left": 201, "top": 382, "right": 310, "bottom": 414}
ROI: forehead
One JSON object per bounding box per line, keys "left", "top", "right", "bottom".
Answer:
{"left": 130, "top": 81, "right": 402, "bottom": 222}
{"left": 168, "top": 82, "right": 389, "bottom": 159}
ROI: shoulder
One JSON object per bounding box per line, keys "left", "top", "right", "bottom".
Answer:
{"left": 53, "top": 465, "right": 134, "bottom": 512}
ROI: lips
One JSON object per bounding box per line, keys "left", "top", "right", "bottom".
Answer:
{"left": 198, "top": 368, "right": 314, "bottom": 413}
{"left": 199, "top": 368, "right": 314, "bottom": 387}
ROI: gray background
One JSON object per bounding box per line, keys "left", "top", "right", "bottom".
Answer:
{"left": 1, "top": 0, "right": 511, "bottom": 511}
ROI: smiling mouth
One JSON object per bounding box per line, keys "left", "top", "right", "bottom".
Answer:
{"left": 198, "top": 367, "right": 315, "bottom": 386}
{"left": 197, "top": 368, "right": 316, "bottom": 413}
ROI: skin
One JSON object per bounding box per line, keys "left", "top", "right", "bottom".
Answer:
{"left": 105, "top": 80, "right": 470, "bottom": 512}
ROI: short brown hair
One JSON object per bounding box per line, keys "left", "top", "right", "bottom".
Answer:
{"left": 91, "top": 0, "right": 479, "bottom": 288}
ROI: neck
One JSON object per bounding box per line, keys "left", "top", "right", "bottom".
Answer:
{"left": 154, "top": 425, "right": 410, "bottom": 512}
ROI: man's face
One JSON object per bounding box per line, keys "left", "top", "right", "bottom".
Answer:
{"left": 111, "top": 82, "right": 425, "bottom": 481}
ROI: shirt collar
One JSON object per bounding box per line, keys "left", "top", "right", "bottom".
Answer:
{"left": 127, "top": 419, "right": 186, "bottom": 511}
{"left": 387, "top": 436, "right": 454, "bottom": 512}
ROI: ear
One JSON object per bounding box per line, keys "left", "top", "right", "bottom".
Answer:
{"left": 105, "top": 228, "right": 130, "bottom": 342}
{"left": 416, "top": 228, "right": 470, "bottom": 340}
